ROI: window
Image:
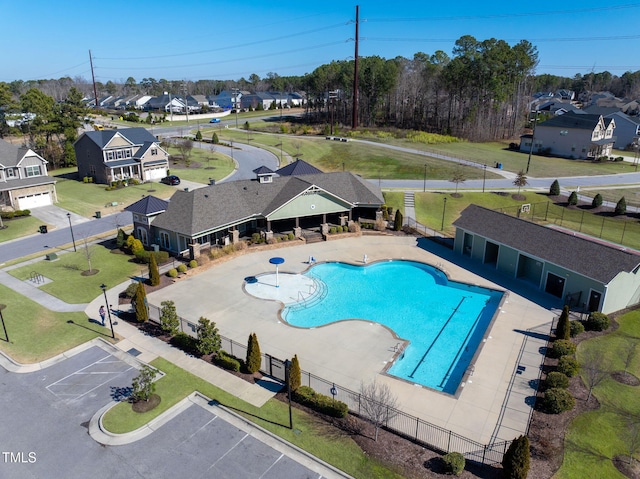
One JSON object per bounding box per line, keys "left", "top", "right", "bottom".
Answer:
{"left": 25, "top": 165, "right": 40, "bottom": 177}
{"left": 6, "top": 168, "right": 15, "bottom": 178}
{"left": 117, "top": 150, "right": 123, "bottom": 159}
{"left": 160, "top": 231, "right": 170, "bottom": 249}
{"left": 125, "top": 149, "right": 132, "bottom": 158}
{"left": 107, "top": 151, "right": 114, "bottom": 160}
{"left": 151, "top": 148, "right": 157, "bottom": 156}
{"left": 560, "top": 130, "right": 568, "bottom": 136}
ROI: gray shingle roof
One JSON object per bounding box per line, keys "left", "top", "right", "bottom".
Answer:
{"left": 81, "top": 128, "right": 159, "bottom": 148}
{"left": 276, "top": 159, "right": 323, "bottom": 176}
{"left": 537, "top": 111, "right": 605, "bottom": 130}
{"left": 151, "top": 172, "right": 384, "bottom": 236}
{"left": 453, "top": 205, "right": 640, "bottom": 284}
{"left": 0, "top": 139, "right": 29, "bottom": 168}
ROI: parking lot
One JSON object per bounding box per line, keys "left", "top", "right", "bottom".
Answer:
{"left": 0, "top": 344, "right": 346, "bottom": 479}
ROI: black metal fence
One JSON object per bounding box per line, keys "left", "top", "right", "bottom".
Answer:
{"left": 147, "top": 304, "right": 511, "bottom": 465}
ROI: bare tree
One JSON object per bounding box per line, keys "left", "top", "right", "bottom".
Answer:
{"left": 513, "top": 170, "right": 528, "bottom": 196}
{"left": 623, "top": 414, "right": 640, "bottom": 465}
{"left": 622, "top": 338, "right": 637, "bottom": 378}
{"left": 81, "top": 237, "right": 96, "bottom": 274}
{"left": 449, "top": 168, "right": 466, "bottom": 196}
{"left": 581, "top": 349, "right": 610, "bottom": 402}
{"left": 177, "top": 139, "right": 194, "bottom": 166}
{"left": 357, "top": 380, "right": 399, "bottom": 441}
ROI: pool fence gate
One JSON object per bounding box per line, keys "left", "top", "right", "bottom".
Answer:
{"left": 147, "top": 303, "right": 513, "bottom": 466}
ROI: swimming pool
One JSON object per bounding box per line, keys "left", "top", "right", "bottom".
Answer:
{"left": 281, "top": 261, "right": 503, "bottom": 394}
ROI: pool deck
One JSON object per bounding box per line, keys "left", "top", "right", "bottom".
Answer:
{"left": 147, "top": 235, "right": 554, "bottom": 445}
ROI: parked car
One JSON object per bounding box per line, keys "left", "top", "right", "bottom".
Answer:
{"left": 209, "top": 118, "right": 220, "bottom": 123}
{"left": 160, "top": 175, "right": 180, "bottom": 186}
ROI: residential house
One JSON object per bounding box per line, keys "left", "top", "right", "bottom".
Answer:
{"left": 144, "top": 170, "right": 384, "bottom": 257}
{"left": 0, "top": 139, "right": 57, "bottom": 210}
{"left": 520, "top": 111, "right": 615, "bottom": 159}
{"left": 74, "top": 128, "right": 169, "bottom": 184}
{"left": 453, "top": 205, "right": 640, "bottom": 314}
{"left": 144, "top": 94, "right": 186, "bottom": 113}
{"left": 604, "top": 111, "right": 640, "bottom": 150}
{"left": 124, "top": 195, "right": 169, "bottom": 246}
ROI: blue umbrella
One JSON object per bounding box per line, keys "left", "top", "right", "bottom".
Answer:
{"left": 269, "top": 257, "right": 285, "bottom": 288}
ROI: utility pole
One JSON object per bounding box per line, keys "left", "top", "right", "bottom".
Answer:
{"left": 89, "top": 50, "right": 99, "bottom": 110}
{"left": 351, "top": 5, "right": 359, "bottom": 129}
{"left": 183, "top": 81, "right": 189, "bottom": 123}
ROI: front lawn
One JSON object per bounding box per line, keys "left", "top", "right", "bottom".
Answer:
{"left": 0, "top": 216, "right": 48, "bottom": 243}
{"left": 165, "top": 144, "right": 235, "bottom": 183}
{"left": 0, "top": 283, "right": 112, "bottom": 363}
{"left": 8, "top": 244, "right": 140, "bottom": 303}
{"left": 103, "top": 358, "right": 403, "bottom": 479}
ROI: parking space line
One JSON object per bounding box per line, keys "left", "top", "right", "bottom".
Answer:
{"left": 176, "top": 416, "right": 218, "bottom": 448}
{"left": 209, "top": 433, "right": 249, "bottom": 469}
{"left": 72, "top": 365, "right": 134, "bottom": 402}
{"left": 258, "top": 453, "right": 284, "bottom": 479}
{"left": 46, "top": 354, "right": 112, "bottom": 390}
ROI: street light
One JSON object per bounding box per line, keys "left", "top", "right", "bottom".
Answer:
{"left": 284, "top": 359, "right": 293, "bottom": 429}
{"left": 526, "top": 110, "right": 540, "bottom": 174}
{"left": 441, "top": 197, "right": 448, "bottom": 231}
{"left": 99, "top": 284, "right": 115, "bottom": 339}
{"left": 0, "top": 304, "right": 9, "bottom": 342}
{"left": 423, "top": 164, "right": 427, "bottom": 192}
{"left": 482, "top": 163, "right": 487, "bottom": 193}
{"left": 66, "top": 212, "right": 77, "bottom": 252}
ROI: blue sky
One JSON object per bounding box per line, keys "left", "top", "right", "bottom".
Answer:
{"left": 2, "top": 0, "right": 639, "bottom": 83}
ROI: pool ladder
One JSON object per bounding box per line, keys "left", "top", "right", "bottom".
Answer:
{"left": 289, "top": 277, "right": 328, "bottom": 311}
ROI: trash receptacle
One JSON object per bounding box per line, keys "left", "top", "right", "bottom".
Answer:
{"left": 39, "top": 225, "right": 48, "bottom": 234}
{"left": 95, "top": 211, "right": 101, "bottom": 219}
{"left": 498, "top": 163, "right": 503, "bottom": 169}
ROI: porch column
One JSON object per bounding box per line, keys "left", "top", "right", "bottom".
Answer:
{"left": 295, "top": 217, "right": 299, "bottom": 228}
{"left": 322, "top": 213, "right": 327, "bottom": 223}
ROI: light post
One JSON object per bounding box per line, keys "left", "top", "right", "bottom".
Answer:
{"left": 482, "top": 163, "right": 487, "bottom": 193}
{"left": 66, "top": 212, "right": 77, "bottom": 252}
{"left": 284, "top": 359, "right": 293, "bottom": 429}
{"left": 99, "top": 284, "right": 115, "bottom": 339}
{"left": 233, "top": 88, "right": 239, "bottom": 128}
{"left": 441, "top": 197, "right": 448, "bottom": 232}
{"left": 423, "top": 164, "right": 427, "bottom": 192}
{"left": 526, "top": 110, "right": 540, "bottom": 174}
{"left": 0, "top": 304, "right": 8, "bottom": 342}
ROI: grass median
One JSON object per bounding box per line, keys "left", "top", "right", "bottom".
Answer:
{"left": 103, "top": 357, "right": 402, "bottom": 479}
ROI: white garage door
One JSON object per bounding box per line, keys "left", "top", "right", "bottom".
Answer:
{"left": 145, "top": 167, "right": 167, "bottom": 180}
{"left": 17, "top": 192, "right": 52, "bottom": 209}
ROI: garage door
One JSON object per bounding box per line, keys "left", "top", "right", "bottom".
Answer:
{"left": 145, "top": 167, "right": 166, "bottom": 180}
{"left": 17, "top": 192, "right": 51, "bottom": 209}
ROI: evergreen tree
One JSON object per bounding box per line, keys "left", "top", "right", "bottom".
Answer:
{"left": 160, "top": 300, "right": 179, "bottom": 335}
{"left": 244, "top": 120, "right": 250, "bottom": 130}
{"left": 288, "top": 354, "right": 301, "bottom": 392}
{"left": 131, "top": 365, "right": 157, "bottom": 402}
{"left": 568, "top": 191, "right": 578, "bottom": 205}
{"left": 513, "top": 171, "right": 528, "bottom": 196}
{"left": 592, "top": 193, "right": 603, "bottom": 207}
{"left": 116, "top": 228, "right": 126, "bottom": 248}
{"left": 549, "top": 179, "right": 560, "bottom": 196}
{"left": 502, "top": 435, "right": 530, "bottom": 479}
{"left": 149, "top": 253, "right": 160, "bottom": 286}
{"left": 245, "top": 333, "right": 262, "bottom": 373}
{"left": 212, "top": 132, "right": 219, "bottom": 144}
{"left": 615, "top": 196, "right": 627, "bottom": 215}
{"left": 393, "top": 209, "right": 403, "bottom": 231}
{"left": 556, "top": 305, "right": 570, "bottom": 341}
{"left": 133, "top": 280, "right": 148, "bottom": 323}
{"left": 195, "top": 129, "right": 202, "bottom": 141}
{"left": 196, "top": 316, "right": 221, "bottom": 356}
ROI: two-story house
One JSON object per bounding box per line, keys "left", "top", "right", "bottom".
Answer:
{"left": 522, "top": 111, "right": 616, "bottom": 159}
{"left": 0, "top": 139, "right": 57, "bottom": 210}
{"left": 74, "top": 128, "right": 169, "bottom": 185}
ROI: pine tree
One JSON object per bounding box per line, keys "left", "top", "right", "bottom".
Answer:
{"left": 288, "top": 354, "right": 301, "bottom": 392}
{"left": 556, "top": 305, "right": 570, "bottom": 341}
{"left": 502, "top": 435, "right": 530, "bottom": 479}
{"left": 116, "top": 228, "right": 126, "bottom": 248}
{"left": 149, "top": 253, "right": 160, "bottom": 286}
{"left": 196, "top": 316, "right": 221, "bottom": 356}
{"left": 592, "top": 193, "right": 603, "bottom": 207}
{"left": 568, "top": 191, "right": 578, "bottom": 205}
{"left": 549, "top": 179, "right": 560, "bottom": 196}
{"left": 160, "top": 300, "right": 179, "bottom": 335}
{"left": 195, "top": 130, "right": 202, "bottom": 141}
{"left": 245, "top": 333, "right": 262, "bottom": 373}
{"left": 133, "top": 280, "right": 148, "bottom": 323}
{"left": 615, "top": 196, "right": 627, "bottom": 215}
{"left": 211, "top": 132, "right": 219, "bottom": 144}
{"left": 394, "top": 209, "right": 403, "bottom": 231}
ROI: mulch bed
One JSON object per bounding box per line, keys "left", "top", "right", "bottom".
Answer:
{"left": 132, "top": 394, "right": 161, "bottom": 413}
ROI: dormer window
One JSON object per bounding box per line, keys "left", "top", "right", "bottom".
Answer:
{"left": 6, "top": 168, "right": 15, "bottom": 178}
{"left": 260, "top": 175, "right": 273, "bottom": 184}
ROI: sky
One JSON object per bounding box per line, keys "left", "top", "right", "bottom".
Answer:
{"left": 2, "top": 0, "right": 640, "bottom": 84}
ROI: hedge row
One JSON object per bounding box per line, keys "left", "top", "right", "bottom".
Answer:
{"left": 213, "top": 351, "right": 242, "bottom": 372}
{"left": 293, "top": 386, "right": 348, "bottom": 418}
{"left": 1, "top": 209, "right": 30, "bottom": 219}
{"left": 134, "top": 249, "right": 170, "bottom": 264}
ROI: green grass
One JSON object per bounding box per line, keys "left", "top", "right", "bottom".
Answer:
{"left": 104, "top": 358, "right": 403, "bottom": 479}
{"left": 8, "top": 244, "right": 140, "bottom": 303}
{"left": 0, "top": 216, "right": 48, "bottom": 243}
{"left": 554, "top": 310, "right": 640, "bottom": 478}
{"left": 0, "top": 283, "right": 112, "bottom": 363}
{"left": 165, "top": 145, "right": 235, "bottom": 183}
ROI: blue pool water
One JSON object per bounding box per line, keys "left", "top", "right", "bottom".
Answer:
{"left": 281, "top": 261, "right": 503, "bottom": 394}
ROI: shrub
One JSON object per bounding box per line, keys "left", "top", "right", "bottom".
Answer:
{"left": 124, "top": 282, "right": 138, "bottom": 298}
{"left": 549, "top": 339, "right": 576, "bottom": 358}
{"left": 329, "top": 227, "right": 337, "bottom": 234}
{"left": 167, "top": 268, "right": 178, "bottom": 278}
{"left": 212, "top": 132, "right": 219, "bottom": 144}
{"left": 195, "top": 130, "right": 202, "bottom": 141}
{"left": 442, "top": 452, "right": 465, "bottom": 476}
{"left": 569, "top": 320, "right": 585, "bottom": 337}
{"left": 348, "top": 221, "right": 361, "bottom": 233}
{"left": 502, "top": 435, "right": 530, "bottom": 479}
{"left": 170, "top": 332, "right": 198, "bottom": 354}
{"left": 615, "top": 196, "right": 627, "bottom": 215}
{"left": 213, "top": 351, "right": 241, "bottom": 371}
{"left": 557, "top": 356, "right": 580, "bottom": 377}
{"left": 568, "top": 191, "right": 578, "bottom": 205}
{"left": 188, "top": 260, "right": 198, "bottom": 268}
{"left": 585, "top": 312, "right": 610, "bottom": 332}
{"left": 160, "top": 300, "right": 179, "bottom": 335}
{"left": 135, "top": 249, "right": 169, "bottom": 264}
{"left": 196, "top": 316, "right": 221, "bottom": 356}
{"left": 292, "top": 386, "right": 348, "bottom": 418}
{"left": 542, "top": 387, "right": 575, "bottom": 414}
{"left": 245, "top": 333, "right": 262, "bottom": 374}
{"left": 132, "top": 281, "right": 148, "bottom": 322}
{"left": 549, "top": 179, "right": 560, "bottom": 196}
{"left": 544, "top": 371, "right": 569, "bottom": 390}
{"left": 287, "top": 233, "right": 295, "bottom": 240}
{"left": 116, "top": 228, "right": 126, "bottom": 248}
{"left": 592, "top": 193, "right": 603, "bottom": 207}
{"left": 177, "top": 264, "right": 188, "bottom": 273}
{"left": 374, "top": 218, "right": 387, "bottom": 231}
{"left": 393, "top": 209, "right": 403, "bottom": 231}
{"left": 148, "top": 253, "right": 160, "bottom": 286}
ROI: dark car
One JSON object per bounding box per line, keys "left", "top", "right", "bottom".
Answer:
{"left": 209, "top": 118, "right": 220, "bottom": 123}
{"left": 160, "top": 175, "right": 180, "bottom": 186}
